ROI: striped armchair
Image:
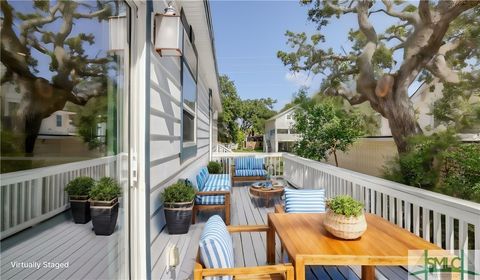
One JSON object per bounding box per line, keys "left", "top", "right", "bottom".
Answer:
{"left": 194, "top": 215, "right": 294, "bottom": 280}
{"left": 193, "top": 167, "right": 231, "bottom": 225}
{"left": 231, "top": 157, "right": 268, "bottom": 183}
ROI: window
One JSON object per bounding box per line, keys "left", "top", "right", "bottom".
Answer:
{"left": 56, "top": 115, "right": 62, "bottom": 127}
{"left": 290, "top": 128, "right": 298, "bottom": 134}
{"left": 180, "top": 14, "right": 198, "bottom": 160}
{"left": 286, "top": 114, "right": 292, "bottom": 120}
{"left": 277, "top": 129, "right": 289, "bottom": 134}
{"left": 270, "top": 129, "right": 275, "bottom": 136}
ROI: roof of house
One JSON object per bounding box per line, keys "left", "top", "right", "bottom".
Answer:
{"left": 266, "top": 105, "right": 299, "bottom": 122}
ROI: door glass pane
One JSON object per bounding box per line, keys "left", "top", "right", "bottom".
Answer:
{"left": 0, "top": 1, "right": 129, "bottom": 279}
{"left": 183, "top": 110, "right": 195, "bottom": 143}
{"left": 182, "top": 62, "right": 196, "bottom": 112}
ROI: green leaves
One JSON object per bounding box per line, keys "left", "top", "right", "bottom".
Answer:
{"left": 65, "top": 176, "right": 95, "bottom": 196}
{"left": 207, "top": 161, "right": 222, "bottom": 174}
{"left": 89, "top": 177, "right": 121, "bottom": 201}
{"left": 327, "top": 195, "right": 364, "bottom": 217}
{"left": 218, "top": 75, "right": 276, "bottom": 143}
{"left": 161, "top": 180, "right": 196, "bottom": 203}
{"left": 293, "top": 97, "right": 364, "bottom": 165}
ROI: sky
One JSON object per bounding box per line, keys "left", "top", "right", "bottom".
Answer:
{"left": 210, "top": 1, "right": 414, "bottom": 111}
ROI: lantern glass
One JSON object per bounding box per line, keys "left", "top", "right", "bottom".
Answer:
{"left": 154, "top": 14, "right": 183, "bottom": 56}
{"left": 108, "top": 16, "right": 127, "bottom": 53}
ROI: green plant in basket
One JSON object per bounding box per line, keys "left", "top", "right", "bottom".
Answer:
{"left": 326, "top": 195, "right": 364, "bottom": 217}
{"left": 89, "top": 177, "right": 121, "bottom": 201}
{"left": 65, "top": 176, "right": 95, "bottom": 197}
{"left": 207, "top": 161, "right": 222, "bottom": 174}
{"left": 161, "top": 180, "right": 196, "bottom": 204}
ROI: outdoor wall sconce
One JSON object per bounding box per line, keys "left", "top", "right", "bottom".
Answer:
{"left": 154, "top": 3, "right": 183, "bottom": 56}
{"left": 108, "top": 15, "right": 127, "bottom": 53}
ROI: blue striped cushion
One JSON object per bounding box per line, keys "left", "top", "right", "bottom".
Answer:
{"left": 234, "top": 169, "right": 267, "bottom": 177}
{"left": 199, "top": 215, "right": 234, "bottom": 280}
{"left": 196, "top": 167, "right": 210, "bottom": 191}
{"left": 205, "top": 174, "right": 231, "bottom": 190}
{"left": 284, "top": 188, "right": 325, "bottom": 213}
{"left": 252, "top": 158, "right": 263, "bottom": 169}
{"left": 234, "top": 157, "right": 249, "bottom": 170}
{"left": 196, "top": 185, "right": 227, "bottom": 205}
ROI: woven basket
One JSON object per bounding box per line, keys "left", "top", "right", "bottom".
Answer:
{"left": 323, "top": 210, "right": 367, "bottom": 240}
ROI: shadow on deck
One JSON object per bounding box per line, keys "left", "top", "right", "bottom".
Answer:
{"left": 0, "top": 211, "right": 125, "bottom": 280}
{"left": 152, "top": 185, "right": 409, "bottom": 280}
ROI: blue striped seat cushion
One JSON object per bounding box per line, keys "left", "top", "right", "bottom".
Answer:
{"left": 205, "top": 174, "right": 231, "bottom": 190}
{"left": 234, "top": 157, "right": 263, "bottom": 170}
{"left": 196, "top": 167, "right": 210, "bottom": 191}
{"left": 196, "top": 184, "right": 229, "bottom": 205}
{"left": 199, "top": 215, "right": 234, "bottom": 280}
{"left": 234, "top": 169, "right": 267, "bottom": 177}
{"left": 284, "top": 188, "right": 325, "bottom": 213}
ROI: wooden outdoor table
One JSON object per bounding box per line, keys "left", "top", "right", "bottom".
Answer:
{"left": 266, "top": 213, "right": 442, "bottom": 280}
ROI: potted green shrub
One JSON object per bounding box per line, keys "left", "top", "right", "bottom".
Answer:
{"left": 89, "top": 177, "right": 121, "bottom": 236}
{"left": 207, "top": 161, "right": 222, "bottom": 174}
{"left": 65, "top": 176, "right": 95, "bottom": 224}
{"left": 323, "top": 195, "right": 367, "bottom": 240}
{"left": 161, "top": 179, "right": 195, "bottom": 234}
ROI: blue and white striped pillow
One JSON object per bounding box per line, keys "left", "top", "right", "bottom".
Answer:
{"left": 196, "top": 167, "right": 210, "bottom": 191}
{"left": 284, "top": 188, "right": 325, "bottom": 213}
{"left": 199, "top": 215, "right": 234, "bottom": 280}
{"left": 252, "top": 158, "right": 263, "bottom": 169}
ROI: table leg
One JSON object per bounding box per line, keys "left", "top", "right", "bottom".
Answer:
{"left": 295, "top": 258, "right": 305, "bottom": 280}
{"left": 267, "top": 218, "right": 275, "bottom": 264}
{"left": 361, "top": 265, "right": 375, "bottom": 280}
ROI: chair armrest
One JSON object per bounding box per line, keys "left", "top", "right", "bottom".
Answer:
{"left": 227, "top": 225, "right": 269, "bottom": 233}
{"left": 196, "top": 263, "right": 294, "bottom": 279}
{"left": 274, "top": 204, "right": 285, "bottom": 213}
{"left": 196, "top": 190, "right": 230, "bottom": 196}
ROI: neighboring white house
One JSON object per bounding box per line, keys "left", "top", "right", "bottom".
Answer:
{"left": 264, "top": 106, "right": 299, "bottom": 152}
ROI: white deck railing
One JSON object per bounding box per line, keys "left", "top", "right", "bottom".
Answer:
{"left": 212, "top": 152, "right": 284, "bottom": 177}
{"left": 213, "top": 144, "right": 233, "bottom": 153}
{"left": 283, "top": 153, "right": 480, "bottom": 252}
{"left": 0, "top": 156, "right": 117, "bottom": 239}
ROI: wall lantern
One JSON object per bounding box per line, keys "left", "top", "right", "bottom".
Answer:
{"left": 154, "top": 2, "right": 183, "bottom": 56}
{"left": 108, "top": 15, "right": 127, "bottom": 53}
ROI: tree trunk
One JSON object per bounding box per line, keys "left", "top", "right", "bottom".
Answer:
{"left": 381, "top": 86, "right": 421, "bottom": 154}
{"left": 333, "top": 148, "right": 339, "bottom": 167}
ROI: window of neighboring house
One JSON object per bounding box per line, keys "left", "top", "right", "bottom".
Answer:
{"left": 7, "top": 102, "right": 19, "bottom": 117}
{"left": 56, "top": 115, "right": 62, "bottom": 127}
{"left": 180, "top": 15, "right": 198, "bottom": 160}
{"left": 290, "top": 128, "right": 297, "bottom": 134}
{"left": 286, "top": 114, "right": 292, "bottom": 120}
{"left": 277, "top": 129, "right": 289, "bottom": 134}
{"left": 270, "top": 129, "right": 275, "bottom": 136}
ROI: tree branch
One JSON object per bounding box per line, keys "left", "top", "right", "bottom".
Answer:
{"left": 418, "top": 0, "right": 432, "bottom": 24}
{"left": 325, "top": 1, "right": 356, "bottom": 14}
{"left": 381, "top": 0, "right": 418, "bottom": 24}
{"left": 324, "top": 85, "right": 368, "bottom": 106}
{"left": 355, "top": 0, "right": 377, "bottom": 93}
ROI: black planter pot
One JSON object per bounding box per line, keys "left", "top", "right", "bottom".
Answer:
{"left": 69, "top": 195, "right": 91, "bottom": 224}
{"left": 164, "top": 201, "right": 193, "bottom": 234}
{"left": 90, "top": 198, "right": 119, "bottom": 236}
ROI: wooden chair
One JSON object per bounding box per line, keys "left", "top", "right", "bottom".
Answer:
{"left": 194, "top": 224, "right": 294, "bottom": 280}
{"left": 193, "top": 190, "right": 231, "bottom": 225}
{"left": 231, "top": 157, "right": 268, "bottom": 184}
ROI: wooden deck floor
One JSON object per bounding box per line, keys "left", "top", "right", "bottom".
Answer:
{"left": 0, "top": 211, "right": 125, "bottom": 280}
{"left": 151, "top": 185, "right": 409, "bottom": 280}
{"left": 1, "top": 185, "right": 408, "bottom": 280}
